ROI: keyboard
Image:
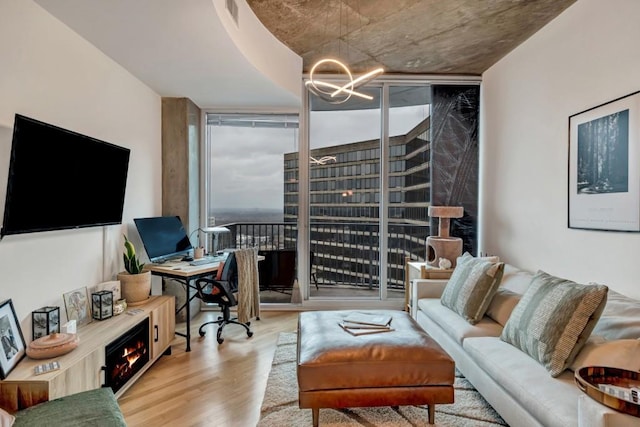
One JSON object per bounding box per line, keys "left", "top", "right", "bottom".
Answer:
{"left": 189, "top": 256, "right": 221, "bottom": 266}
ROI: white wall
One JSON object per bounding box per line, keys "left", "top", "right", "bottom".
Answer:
{"left": 0, "top": 0, "right": 161, "bottom": 337}
{"left": 214, "top": 0, "right": 302, "bottom": 106}
{"left": 481, "top": 0, "right": 640, "bottom": 298}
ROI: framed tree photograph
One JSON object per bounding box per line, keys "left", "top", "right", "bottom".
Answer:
{"left": 0, "top": 299, "right": 26, "bottom": 379}
{"left": 63, "top": 287, "right": 92, "bottom": 327}
{"left": 568, "top": 90, "right": 640, "bottom": 231}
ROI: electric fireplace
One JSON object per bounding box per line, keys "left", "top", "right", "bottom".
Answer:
{"left": 104, "top": 318, "right": 150, "bottom": 393}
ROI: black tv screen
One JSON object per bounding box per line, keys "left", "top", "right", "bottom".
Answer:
{"left": 134, "top": 216, "right": 193, "bottom": 263}
{"left": 1, "top": 114, "right": 130, "bottom": 237}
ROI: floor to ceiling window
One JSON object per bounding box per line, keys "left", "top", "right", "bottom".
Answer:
{"left": 202, "top": 78, "right": 479, "bottom": 309}
{"left": 301, "top": 82, "right": 431, "bottom": 304}
{"left": 386, "top": 86, "right": 431, "bottom": 296}
{"left": 305, "top": 86, "right": 382, "bottom": 299}
{"left": 204, "top": 113, "right": 299, "bottom": 305}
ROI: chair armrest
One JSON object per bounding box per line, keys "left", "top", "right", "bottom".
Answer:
{"left": 195, "top": 278, "right": 235, "bottom": 304}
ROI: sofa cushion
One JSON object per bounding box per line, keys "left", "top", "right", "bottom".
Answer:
{"left": 440, "top": 252, "right": 505, "bottom": 325}
{"left": 500, "top": 270, "right": 608, "bottom": 377}
{"left": 569, "top": 336, "right": 640, "bottom": 372}
{"left": 484, "top": 264, "right": 534, "bottom": 327}
{"left": 485, "top": 288, "right": 521, "bottom": 327}
{"left": 592, "top": 289, "right": 640, "bottom": 340}
{"left": 463, "top": 336, "right": 579, "bottom": 427}
{"left": 499, "top": 264, "right": 535, "bottom": 295}
{"left": 418, "top": 299, "right": 503, "bottom": 346}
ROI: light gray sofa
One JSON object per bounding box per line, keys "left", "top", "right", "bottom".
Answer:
{"left": 411, "top": 263, "right": 640, "bottom": 427}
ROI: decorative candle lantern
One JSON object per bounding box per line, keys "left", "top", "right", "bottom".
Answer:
{"left": 92, "top": 290, "right": 113, "bottom": 321}
{"left": 31, "top": 306, "right": 60, "bottom": 340}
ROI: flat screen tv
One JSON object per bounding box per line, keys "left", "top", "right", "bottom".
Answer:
{"left": 134, "top": 216, "right": 193, "bottom": 263}
{"left": 1, "top": 114, "right": 131, "bottom": 238}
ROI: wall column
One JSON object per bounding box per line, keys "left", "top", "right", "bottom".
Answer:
{"left": 161, "top": 97, "right": 202, "bottom": 321}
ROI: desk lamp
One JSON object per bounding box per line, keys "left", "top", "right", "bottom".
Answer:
{"left": 189, "top": 227, "right": 230, "bottom": 258}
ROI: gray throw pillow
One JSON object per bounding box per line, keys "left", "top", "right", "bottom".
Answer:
{"left": 500, "top": 270, "right": 608, "bottom": 377}
{"left": 440, "top": 252, "right": 505, "bottom": 324}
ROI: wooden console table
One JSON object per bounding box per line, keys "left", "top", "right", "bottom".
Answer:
{"left": 0, "top": 295, "right": 175, "bottom": 413}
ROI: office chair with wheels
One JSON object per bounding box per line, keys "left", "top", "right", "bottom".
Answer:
{"left": 194, "top": 249, "right": 259, "bottom": 344}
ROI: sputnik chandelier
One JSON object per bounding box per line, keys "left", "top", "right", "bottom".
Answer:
{"left": 304, "top": 0, "right": 383, "bottom": 104}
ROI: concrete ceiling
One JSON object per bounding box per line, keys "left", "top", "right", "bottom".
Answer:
{"left": 33, "top": 0, "right": 576, "bottom": 109}
{"left": 247, "top": 0, "right": 576, "bottom": 75}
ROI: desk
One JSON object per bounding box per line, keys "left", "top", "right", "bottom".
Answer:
{"left": 146, "top": 261, "right": 221, "bottom": 352}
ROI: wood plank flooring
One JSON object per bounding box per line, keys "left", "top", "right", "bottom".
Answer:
{"left": 118, "top": 310, "right": 299, "bottom": 427}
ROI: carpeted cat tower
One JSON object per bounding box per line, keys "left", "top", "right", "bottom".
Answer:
{"left": 426, "top": 206, "right": 464, "bottom": 268}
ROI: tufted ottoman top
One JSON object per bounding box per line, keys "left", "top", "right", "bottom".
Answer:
{"left": 297, "top": 310, "right": 454, "bottom": 392}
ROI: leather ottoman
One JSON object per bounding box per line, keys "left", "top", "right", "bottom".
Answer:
{"left": 297, "top": 310, "right": 454, "bottom": 426}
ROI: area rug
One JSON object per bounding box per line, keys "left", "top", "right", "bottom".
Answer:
{"left": 258, "top": 332, "right": 508, "bottom": 427}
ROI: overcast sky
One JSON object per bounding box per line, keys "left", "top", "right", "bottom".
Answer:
{"left": 209, "top": 105, "right": 427, "bottom": 212}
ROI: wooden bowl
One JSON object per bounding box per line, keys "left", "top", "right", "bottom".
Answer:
{"left": 27, "top": 332, "right": 79, "bottom": 360}
{"left": 575, "top": 366, "right": 640, "bottom": 417}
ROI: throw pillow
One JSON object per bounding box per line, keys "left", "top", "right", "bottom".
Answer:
{"left": 569, "top": 336, "right": 640, "bottom": 372}
{"left": 591, "top": 289, "right": 640, "bottom": 340}
{"left": 485, "top": 288, "right": 522, "bottom": 327}
{"left": 500, "top": 270, "right": 608, "bottom": 377}
{"left": 440, "top": 252, "right": 505, "bottom": 324}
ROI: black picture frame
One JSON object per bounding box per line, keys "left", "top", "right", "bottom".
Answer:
{"left": 568, "top": 90, "right": 640, "bottom": 231}
{"left": 0, "top": 299, "right": 26, "bottom": 379}
{"left": 31, "top": 306, "right": 60, "bottom": 340}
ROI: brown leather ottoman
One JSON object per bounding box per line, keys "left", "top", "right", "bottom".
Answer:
{"left": 297, "top": 310, "right": 454, "bottom": 426}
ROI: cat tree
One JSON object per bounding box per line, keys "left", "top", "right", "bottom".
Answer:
{"left": 426, "top": 206, "right": 464, "bottom": 268}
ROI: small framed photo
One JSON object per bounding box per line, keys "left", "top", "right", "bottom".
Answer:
{"left": 63, "top": 287, "right": 92, "bottom": 327}
{"left": 32, "top": 306, "right": 60, "bottom": 340}
{"left": 88, "top": 280, "right": 121, "bottom": 302}
{"left": 92, "top": 290, "right": 113, "bottom": 321}
{"left": 0, "top": 299, "right": 26, "bottom": 379}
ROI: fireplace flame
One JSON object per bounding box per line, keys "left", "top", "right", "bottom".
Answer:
{"left": 122, "top": 339, "right": 147, "bottom": 368}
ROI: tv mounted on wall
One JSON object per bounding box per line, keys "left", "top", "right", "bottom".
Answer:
{"left": 1, "top": 114, "right": 131, "bottom": 238}
{"left": 133, "top": 216, "right": 193, "bottom": 263}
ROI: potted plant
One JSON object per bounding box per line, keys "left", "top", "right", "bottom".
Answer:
{"left": 116, "top": 235, "right": 151, "bottom": 306}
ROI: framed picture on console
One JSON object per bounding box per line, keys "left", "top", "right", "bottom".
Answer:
{"left": 568, "top": 90, "right": 640, "bottom": 231}
{"left": 63, "top": 287, "right": 92, "bottom": 327}
{"left": 0, "top": 299, "right": 26, "bottom": 379}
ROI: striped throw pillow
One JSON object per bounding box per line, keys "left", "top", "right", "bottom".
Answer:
{"left": 500, "top": 270, "right": 608, "bottom": 377}
{"left": 440, "top": 252, "right": 505, "bottom": 324}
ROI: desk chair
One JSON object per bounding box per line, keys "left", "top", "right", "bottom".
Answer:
{"left": 194, "top": 249, "right": 258, "bottom": 344}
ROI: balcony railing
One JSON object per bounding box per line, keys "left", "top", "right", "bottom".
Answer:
{"left": 209, "top": 222, "right": 429, "bottom": 292}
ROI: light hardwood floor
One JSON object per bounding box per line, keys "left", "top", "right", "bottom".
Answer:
{"left": 118, "top": 310, "right": 299, "bottom": 427}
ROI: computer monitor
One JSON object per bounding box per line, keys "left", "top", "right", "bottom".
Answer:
{"left": 134, "top": 216, "right": 193, "bottom": 263}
